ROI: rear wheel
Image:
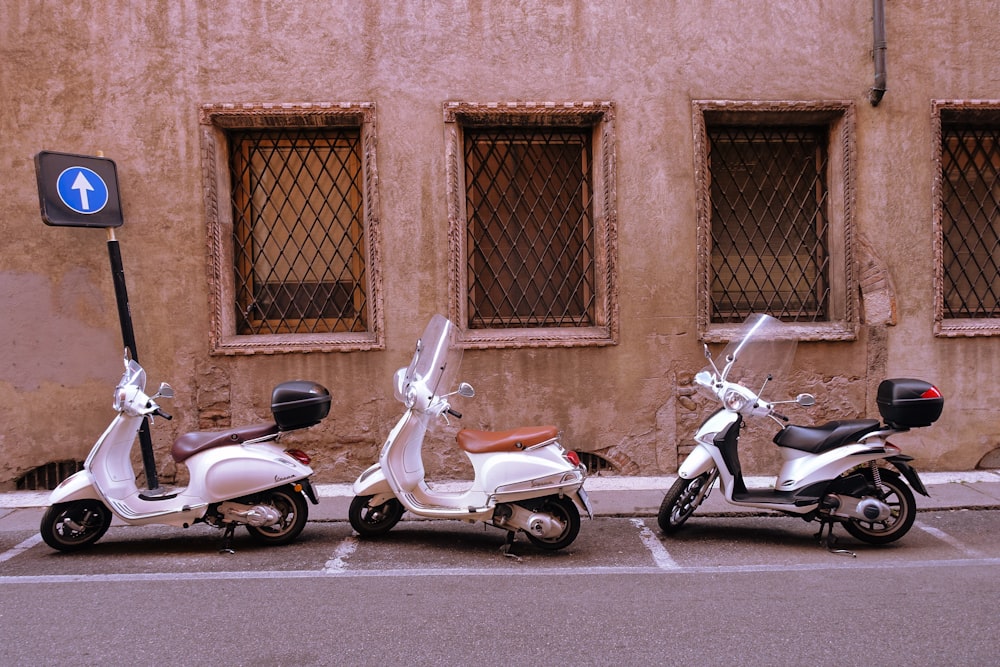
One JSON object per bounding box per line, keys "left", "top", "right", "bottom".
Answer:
{"left": 40, "top": 500, "right": 112, "bottom": 552}
{"left": 245, "top": 485, "right": 309, "bottom": 546}
{"left": 521, "top": 495, "right": 581, "bottom": 551}
{"left": 657, "top": 472, "right": 713, "bottom": 534}
{"left": 841, "top": 467, "right": 916, "bottom": 545}
{"left": 349, "top": 495, "right": 404, "bottom": 536}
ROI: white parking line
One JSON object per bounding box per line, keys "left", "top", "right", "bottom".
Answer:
{"left": 8, "top": 557, "right": 1000, "bottom": 586}
{"left": 630, "top": 518, "right": 679, "bottom": 570}
{"left": 914, "top": 520, "right": 985, "bottom": 557}
{"left": 0, "top": 534, "right": 42, "bottom": 564}
{"left": 323, "top": 536, "right": 358, "bottom": 573}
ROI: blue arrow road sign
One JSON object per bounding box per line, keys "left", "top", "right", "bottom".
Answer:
{"left": 35, "top": 151, "right": 123, "bottom": 227}
{"left": 56, "top": 166, "right": 109, "bottom": 214}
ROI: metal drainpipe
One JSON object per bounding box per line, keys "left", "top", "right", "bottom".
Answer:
{"left": 870, "top": 0, "right": 887, "bottom": 106}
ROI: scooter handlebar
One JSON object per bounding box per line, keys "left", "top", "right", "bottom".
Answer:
{"left": 446, "top": 408, "right": 462, "bottom": 419}
{"left": 142, "top": 399, "right": 172, "bottom": 421}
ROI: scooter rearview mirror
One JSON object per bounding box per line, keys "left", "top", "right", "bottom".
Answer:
{"left": 457, "top": 382, "right": 475, "bottom": 398}
{"left": 156, "top": 383, "right": 174, "bottom": 399}
{"left": 796, "top": 393, "right": 815, "bottom": 407}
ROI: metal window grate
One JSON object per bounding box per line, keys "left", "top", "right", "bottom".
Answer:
{"left": 229, "top": 127, "right": 367, "bottom": 335}
{"left": 708, "top": 126, "right": 831, "bottom": 323}
{"left": 464, "top": 127, "right": 596, "bottom": 329}
{"left": 941, "top": 125, "right": 1000, "bottom": 319}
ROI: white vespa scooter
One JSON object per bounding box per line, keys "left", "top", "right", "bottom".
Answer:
{"left": 350, "top": 314, "right": 592, "bottom": 552}
{"left": 40, "top": 352, "right": 331, "bottom": 553}
{"left": 658, "top": 313, "right": 942, "bottom": 549}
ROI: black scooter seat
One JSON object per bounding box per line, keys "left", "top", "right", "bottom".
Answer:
{"left": 171, "top": 423, "right": 280, "bottom": 463}
{"left": 773, "top": 419, "right": 881, "bottom": 454}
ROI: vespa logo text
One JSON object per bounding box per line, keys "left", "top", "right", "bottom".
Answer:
{"left": 274, "top": 473, "right": 296, "bottom": 483}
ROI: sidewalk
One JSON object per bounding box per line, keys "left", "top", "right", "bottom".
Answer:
{"left": 2, "top": 470, "right": 999, "bottom": 522}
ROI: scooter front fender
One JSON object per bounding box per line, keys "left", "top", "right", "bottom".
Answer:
{"left": 48, "top": 469, "right": 101, "bottom": 505}
{"left": 353, "top": 463, "right": 393, "bottom": 497}
{"left": 677, "top": 444, "right": 717, "bottom": 480}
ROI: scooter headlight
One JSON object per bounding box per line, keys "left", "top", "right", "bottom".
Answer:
{"left": 404, "top": 385, "right": 418, "bottom": 409}
{"left": 723, "top": 389, "right": 747, "bottom": 412}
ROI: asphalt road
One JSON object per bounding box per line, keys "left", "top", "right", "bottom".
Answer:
{"left": 1, "top": 509, "right": 998, "bottom": 666}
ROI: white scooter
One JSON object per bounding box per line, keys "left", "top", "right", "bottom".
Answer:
{"left": 350, "top": 314, "right": 593, "bottom": 552}
{"left": 658, "top": 313, "right": 943, "bottom": 549}
{"left": 40, "top": 352, "right": 330, "bottom": 553}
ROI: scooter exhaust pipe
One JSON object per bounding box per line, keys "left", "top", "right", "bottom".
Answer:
{"left": 823, "top": 494, "right": 891, "bottom": 522}
{"left": 494, "top": 503, "right": 565, "bottom": 539}
{"left": 221, "top": 503, "right": 282, "bottom": 527}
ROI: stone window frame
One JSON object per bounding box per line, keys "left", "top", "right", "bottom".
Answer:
{"left": 932, "top": 99, "right": 1000, "bottom": 337}
{"left": 693, "top": 100, "right": 859, "bottom": 343}
{"left": 199, "top": 102, "right": 384, "bottom": 354}
{"left": 444, "top": 101, "right": 620, "bottom": 349}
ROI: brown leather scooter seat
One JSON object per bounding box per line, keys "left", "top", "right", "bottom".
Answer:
{"left": 456, "top": 425, "right": 559, "bottom": 454}
{"left": 171, "top": 423, "right": 280, "bottom": 463}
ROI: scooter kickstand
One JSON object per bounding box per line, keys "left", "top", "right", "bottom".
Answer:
{"left": 816, "top": 521, "right": 855, "bottom": 558}
{"left": 500, "top": 531, "right": 522, "bottom": 561}
{"left": 219, "top": 523, "right": 237, "bottom": 554}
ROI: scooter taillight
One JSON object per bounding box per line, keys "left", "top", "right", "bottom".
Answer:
{"left": 922, "top": 386, "right": 943, "bottom": 399}
{"left": 564, "top": 450, "right": 581, "bottom": 467}
{"left": 285, "top": 449, "right": 311, "bottom": 465}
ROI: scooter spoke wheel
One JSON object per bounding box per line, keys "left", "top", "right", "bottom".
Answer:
{"left": 40, "top": 500, "right": 112, "bottom": 552}
{"left": 521, "top": 495, "right": 581, "bottom": 551}
{"left": 657, "top": 472, "right": 711, "bottom": 535}
{"left": 245, "top": 485, "right": 309, "bottom": 546}
{"left": 841, "top": 468, "right": 916, "bottom": 545}
{"left": 349, "top": 495, "right": 403, "bottom": 537}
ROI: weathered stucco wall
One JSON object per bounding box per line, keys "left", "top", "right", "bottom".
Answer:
{"left": 2, "top": 0, "right": 999, "bottom": 488}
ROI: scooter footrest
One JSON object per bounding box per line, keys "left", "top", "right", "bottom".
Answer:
{"left": 731, "top": 490, "right": 799, "bottom": 505}
{"left": 138, "top": 491, "right": 180, "bottom": 502}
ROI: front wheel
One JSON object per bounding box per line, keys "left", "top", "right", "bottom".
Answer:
{"left": 245, "top": 485, "right": 309, "bottom": 546}
{"left": 841, "top": 467, "right": 916, "bottom": 545}
{"left": 349, "top": 495, "right": 404, "bottom": 536}
{"left": 40, "top": 499, "right": 113, "bottom": 552}
{"left": 658, "top": 472, "right": 713, "bottom": 534}
{"left": 521, "top": 495, "right": 581, "bottom": 551}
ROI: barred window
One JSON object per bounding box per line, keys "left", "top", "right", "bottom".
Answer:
{"left": 694, "top": 102, "right": 857, "bottom": 342}
{"left": 709, "top": 126, "right": 830, "bottom": 322}
{"left": 230, "top": 129, "right": 365, "bottom": 335}
{"left": 934, "top": 102, "right": 1000, "bottom": 336}
{"left": 201, "top": 104, "right": 383, "bottom": 353}
{"left": 445, "top": 102, "right": 619, "bottom": 349}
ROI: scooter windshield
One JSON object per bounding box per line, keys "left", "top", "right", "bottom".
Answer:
{"left": 403, "top": 314, "right": 463, "bottom": 398}
{"left": 710, "top": 313, "right": 797, "bottom": 389}
{"left": 113, "top": 357, "right": 146, "bottom": 410}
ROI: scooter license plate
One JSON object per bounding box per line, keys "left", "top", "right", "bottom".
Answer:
{"left": 577, "top": 487, "right": 594, "bottom": 519}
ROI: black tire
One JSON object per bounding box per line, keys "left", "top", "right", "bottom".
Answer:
{"left": 349, "top": 495, "right": 404, "bottom": 537}
{"left": 244, "top": 485, "right": 309, "bottom": 546}
{"left": 657, "top": 472, "right": 712, "bottom": 534}
{"left": 841, "top": 467, "right": 916, "bottom": 545}
{"left": 521, "top": 495, "right": 581, "bottom": 551}
{"left": 40, "top": 499, "right": 112, "bottom": 552}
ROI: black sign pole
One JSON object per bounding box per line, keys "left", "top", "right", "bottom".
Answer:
{"left": 106, "top": 227, "right": 160, "bottom": 491}
{"left": 35, "top": 150, "right": 160, "bottom": 490}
